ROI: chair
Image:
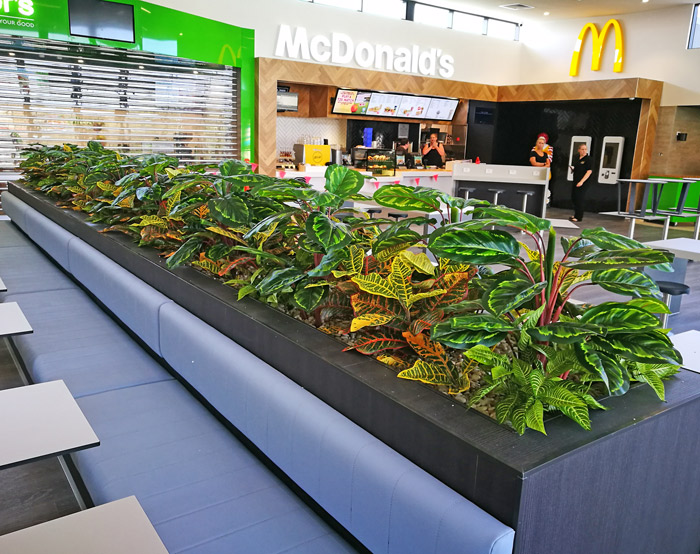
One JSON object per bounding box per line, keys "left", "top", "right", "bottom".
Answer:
{"left": 461, "top": 187, "right": 476, "bottom": 201}
{"left": 488, "top": 188, "right": 506, "bottom": 206}
{"left": 388, "top": 212, "right": 408, "bottom": 222}
{"left": 365, "top": 208, "right": 382, "bottom": 219}
{"left": 656, "top": 280, "right": 691, "bottom": 329}
{"left": 516, "top": 190, "right": 535, "bottom": 214}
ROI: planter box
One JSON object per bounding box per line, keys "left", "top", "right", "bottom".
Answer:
{"left": 9, "top": 182, "right": 700, "bottom": 554}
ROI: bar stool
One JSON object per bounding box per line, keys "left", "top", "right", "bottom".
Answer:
{"left": 516, "top": 190, "right": 535, "bottom": 214}
{"left": 488, "top": 188, "right": 506, "bottom": 206}
{"left": 656, "top": 280, "right": 690, "bottom": 328}
{"left": 365, "top": 208, "right": 382, "bottom": 219}
{"left": 461, "top": 187, "right": 476, "bottom": 201}
{"left": 388, "top": 212, "right": 408, "bottom": 222}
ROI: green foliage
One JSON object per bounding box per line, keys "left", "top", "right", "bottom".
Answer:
{"left": 20, "top": 143, "right": 683, "bottom": 437}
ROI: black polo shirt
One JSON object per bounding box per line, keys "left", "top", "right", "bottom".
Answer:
{"left": 573, "top": 154, "right": 592, "bottom": 183}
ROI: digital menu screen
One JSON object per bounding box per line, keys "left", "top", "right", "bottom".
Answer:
{"left": 366, "top": 93, "right": 404, "bottom": 117}
{"left": 397, "top": 96, "right": 432, "bottom": 119}
{"left": 332, "top": 89, "right": 457, "bottom": 121}
{"left": 332, "top": 90, "right": 372, "bottom": 115}
{"left": 424, "top": 98, "right": 459, "bottom": 121}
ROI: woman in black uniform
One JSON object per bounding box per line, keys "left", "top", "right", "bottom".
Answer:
{"left": 529, "top": 134, "right": 551, "bottom": 167}
{"left": 421, "top": 132, "right": 445, "bottom": 168}
{"left": 569, "top": 143, "right": 593, "bottom": 222}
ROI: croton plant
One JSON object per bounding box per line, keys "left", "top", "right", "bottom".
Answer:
{"left": 19, "top": 142, "right": 682, "bottom": 434}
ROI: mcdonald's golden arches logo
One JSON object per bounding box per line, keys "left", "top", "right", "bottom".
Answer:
{"left": 570, "top": 19, "right": 624, "bottom": 77}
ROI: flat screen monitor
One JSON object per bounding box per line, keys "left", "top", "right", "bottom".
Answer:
{"left": 277, "top": 91, "right": 298, "bottom": 112}
{"left": 333, "top": 89, "right": 457, "bottom": 121}
{"left": 68, "top": 0, "right": 135, "bottom": 43}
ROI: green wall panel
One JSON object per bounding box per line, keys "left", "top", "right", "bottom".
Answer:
{"left": 0, "top": 0, "right": 255, "bottom": 161}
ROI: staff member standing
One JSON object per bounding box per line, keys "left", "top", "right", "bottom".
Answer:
{"left": 569, "top": 143, "right": 593, "bottom": 222}
{"left": 421, "top": 132, "right": 445, "bottom": 168}
{"left": 529, "top": 134, "right": 551, "bottom": 167}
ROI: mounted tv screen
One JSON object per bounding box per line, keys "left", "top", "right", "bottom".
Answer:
{"left": 332, "top": 89, "right": 457, "bottom": 121}
{"left": 69, "top": 0, "right": 135, "bottom": 43}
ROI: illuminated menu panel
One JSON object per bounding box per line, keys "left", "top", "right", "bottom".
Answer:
{"left": 397, "top": 96, "right": 432, "bottom": 119}
{"left": 332, "top": 89, "right": 458, "bottom": 121}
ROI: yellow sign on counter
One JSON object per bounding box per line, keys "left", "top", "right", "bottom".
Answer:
{"left": 304, "top": 144, "right": 331, "bottom": 166}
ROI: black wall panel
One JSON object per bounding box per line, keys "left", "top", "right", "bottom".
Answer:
{"left": 467, "top": 99, "right": 642, "bottom": 212}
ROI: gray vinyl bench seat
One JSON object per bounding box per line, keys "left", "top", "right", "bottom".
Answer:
{"left": 0, "top": 191, "right": 515, "bottom": 554}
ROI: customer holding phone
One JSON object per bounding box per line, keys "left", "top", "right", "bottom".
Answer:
{"left": 421, "top": 132, "right": 445, "bottom": 168}
{"left": 569, "top": 143, "right": 593, "bottom": 222}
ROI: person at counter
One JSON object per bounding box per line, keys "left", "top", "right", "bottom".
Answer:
{"left": 529, "top": 133, "right": 552, "bottom": 167}
{"left": 396, "top": 138, "right": 415, "bottom": 169}
{"left": 422, "top": 132, "right": 445, "bottom": 168}
{"left": 569, "top": 143, "right": 593, "bottom": 222}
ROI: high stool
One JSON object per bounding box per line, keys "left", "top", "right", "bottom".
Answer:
{"left": 488, "top": 188, "right": 506, "bottom": 206}
{"left": 656, "top": 280, "right": 690, "bottom": 329}
{"left": 365, "top": 208, "right": 382, "bottom": 219}
{"left": 516, "top": 190, "right": 535, "bottom": 214}
{"left": 461, "top": 187, "right": 476, "bottom": 201}
{"left": 388, "top": 212, "right": 408, "bottom": 222}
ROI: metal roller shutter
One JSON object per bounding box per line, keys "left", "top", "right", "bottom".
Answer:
{"left": 0, "top": 36, "right": 240, "bottom": 170}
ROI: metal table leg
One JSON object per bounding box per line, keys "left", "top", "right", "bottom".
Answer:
{"left": 628, "top": 217, "right": 636, "bottom": 239}
{"left": 662, "top": 215, "right": 672, "bottom": 239}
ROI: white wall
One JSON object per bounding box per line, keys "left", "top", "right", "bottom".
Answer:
{"left": 147, "top": 0, "right": 523, "bottom": 85}
{"left": 151, "top": 0, "right": 700, "bottom": 105}
{"left": 519, "top": 5, "right": 700, "bottom": 106}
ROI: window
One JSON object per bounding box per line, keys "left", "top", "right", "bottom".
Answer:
{"left": 689, "top": 4, "right": 700, "bottom": 48}
{"left": 362, "top": 0, "right": 406, "bottom": 19}
{"left": 413, "top": 3, "right": 451, "bottom": 28}
{"left": 486, "top": 18, "right": 519, "bottom": 40}
{"left": 314, "top": 0, "right": 362, "bottom": 9}
{"left": 452, "top": 11, "right": 486, "bottom": 35}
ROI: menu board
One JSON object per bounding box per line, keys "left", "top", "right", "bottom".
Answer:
{"left": 332, "top": 89, "right": 458, "bottom": 121}
{"left": 366, "top": 93, "right": 404, "bottom": 117}
{"left": 397, "top": 96, "right": 431, "bottom": 119}
{"left": 424, "top": 98, "right": 458, "bottom": 121}
{"left": 333, "top": 90, "right": 358, "bottom": 114}
{"left": 332, "top": 90, "right": 372, "bottom": 115}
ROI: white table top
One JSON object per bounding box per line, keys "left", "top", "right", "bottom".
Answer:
{"left": 0, "top": 301, "right": 32, "bottom": 336}
{"left": 548, "top": 218, "right": 579, "bottom": 229}
{"left": 0, "top": 275, "right": 6, "bottom": 292}
{"left": 671, "top": 330, "right": 700, "bottom": 373}
{"left": 0, "top": 496, "right": 168, "bottom": 554}
{"left": 0, "top": 380, "right": 99, "bottom": 469}
{"left": 645, "top": 237, "right": 700, "bottom": 262}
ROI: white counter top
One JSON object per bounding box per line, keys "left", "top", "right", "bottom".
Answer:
{"left": 452, "top": 162, "right": 549, "bottom": 185}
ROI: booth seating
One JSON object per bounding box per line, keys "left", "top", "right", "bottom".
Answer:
{"left": 0, "top": 191, "right": 515, "bottom": 554}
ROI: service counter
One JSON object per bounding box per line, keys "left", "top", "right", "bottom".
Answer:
{"left": 276, "top": 167, "right": 454, "bottom": 198}
{"left": 452, "top": 162, "right": 550, "bottom": 217}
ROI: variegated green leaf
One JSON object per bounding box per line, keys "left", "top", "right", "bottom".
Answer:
{"left": 389, "top": 257, "right": 412, "bottom": 307}
{"left": 166, "top": 237, "right": 203, "bottom": 269}
{"left": 527, "top": 322, "right": 600, "bottom": 344}
{"left": 575, "top": 342, "right": 629, "bottom": 396}
{"left": 589, "top": 333, "right": 682, "bottom": 365}
{"left": 407, "top": 289, "right": 447, "bottom": 307}
{"left": 400, "top": 250, "right": 436, "bottom": 275}
{"left": 294, "top": 284, "right": 326, "bottom": 312}
{"left": 591, "top": 268, "right": 661, "bottom": 298}
{"left": 324, "top": 165, "right": 366, "bottom": 197}
{"left": 473, "top": 206, "right": 551, "bottom": 233}
{"left": 465, "top": 344, "right": 509, "bottom": 367}
{"left": 562, "top": 248, "right": 673, "bottom": 270}
{"left": 397, "top": 360, "right": 469, "bottom": 394}
{"left": 559, "top": 404, "right": 591, "bottom": 431}
{"left": 351, "top": 274, "right": 398, "bottom": 300}
{"left": 373, "top": 227, "right": 421, "bottom": 263}
{"left": 306, "top": 212, "right": 352, "bottom": 251}
{"left": 525, "top": 399, "right": 546, "bottom": 434}
{"left": 207, "top": 196, "right": 250, "bottom": 226}
{"left": 257, "top": 267, "right": 304, "bottom": 296}
{"left": 429, "top": 229, "right": 520, "bottom": 264}
{"left": 134, "top": 215, "right": 167, "bottom": 228}
{"left": 350, "top": 312, "right": 395, "bottom": 332}
{"left": 373, "top": 184, "right": 442, "bottom": 212}
{"left": 580, "top": 302, "right": 660, "bottom": 333}
{"left": 627, "top": 297, "right": 671, "bottom": 314}
{"left": 432, "top": 314, "right": 514, "bottom": 350}
{"left": 485, "top": 279, "right": 546, "bottom": 316}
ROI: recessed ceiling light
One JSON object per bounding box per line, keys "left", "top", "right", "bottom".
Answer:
{"left": 8, "top": 52, "right": 14, "bottom": 56}
{"left": 193, "top": 70, "right": 199, "bottom": 74}
{"left": 544, "top": 11, "right": 550, "bottom": 15}
{"left": 138, "top": 65, "right": 144, "bottom": 69}
{"left": 77, "top": 58, "right": 84, "bottom": 63}
{"left": 642, "top": 0, "right": 649, "bottom": 3}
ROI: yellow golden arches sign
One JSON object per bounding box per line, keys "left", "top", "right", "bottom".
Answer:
{"left": 570, "top": 19, "right": 624, "bottom": 77}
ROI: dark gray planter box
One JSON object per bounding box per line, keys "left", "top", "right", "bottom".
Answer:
{"left": 9, "top": 182, "right": 700, "bottom": 554}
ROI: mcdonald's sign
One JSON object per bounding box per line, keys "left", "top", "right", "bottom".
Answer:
{"left": 570, "top": 19, "right": 624, "bottom": 77}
